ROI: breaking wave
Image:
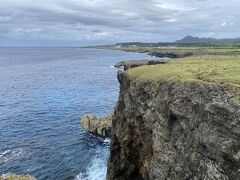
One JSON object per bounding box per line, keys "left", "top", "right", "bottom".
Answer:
{"left": 75, "top": 139, "right": 110, "bottom": 180}
{"left": 0, "top": 148, "right": 24, "bottom": 164}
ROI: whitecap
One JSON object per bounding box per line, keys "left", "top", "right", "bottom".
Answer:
{"left": 0, "top": 150, "right": 12, "bottom": 158}
{"left": 0, "top": 148, "right": 24, "bottom": 163}
{"left": 75, "top": 147, "right": 109, "bottom": 180}
{"left": 75, "top": 173, "right": 84, "bottom": 180}
{"left": 103, "top": 138, "right": 111, "bottom": 145}
{"left": 109, "top": 65, "right": 115, "bottom": 68}
{"left": 75, "top": 157, "right": 107, "bottom": 180}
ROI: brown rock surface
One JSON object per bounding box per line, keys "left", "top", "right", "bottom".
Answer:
{"left": 114, "top": 60, "right": 168, "bottom": 70}
{"left": 107, "top": 72, "right": 240, "bottom": 180}
{"left": 80, "top": 113, "right": 112, "bottom": 137}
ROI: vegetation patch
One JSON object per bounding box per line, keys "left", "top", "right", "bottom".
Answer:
{"left": 235, "top": 95, "right": 240, "bottom": 101}
{"left": 126, "top": 55, "right": 240, "bottom": 88}
{"left": 108, "top": 46, "right": 240, "bottom": 58}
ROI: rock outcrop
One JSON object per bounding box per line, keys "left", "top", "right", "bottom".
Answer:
{"left": 148, "top": 51, "right": 193, "bottom": 58}
{"left": 114, "top": 60, "right": 167, "bottom": 70}
{"left": 80, "top": 113, "right": 112, "bottom": 137}
{"left": 107, "top": 72, "right": 240, "bottom": 180}
{"left": 0, "top": 173, "right": 36, "bottom": 180}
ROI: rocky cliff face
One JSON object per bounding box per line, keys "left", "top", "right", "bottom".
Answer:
{"left": 107, "top": 72, "right": 240, "bottom": 180}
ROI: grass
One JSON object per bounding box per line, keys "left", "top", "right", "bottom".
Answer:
{"left": 108, "top": 46, "right": 240, "bottom": 57}
{"left": 126, "top": 55, "right": 240, "bottom": 89}
{"left": 236, "top": 96, "right": 240, "bottom": 101}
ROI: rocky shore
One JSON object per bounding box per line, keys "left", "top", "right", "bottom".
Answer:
{"left": 121, "top": 49, "right": 191, "bottom": 58}
{"left": 148, "top": 51, "right": 193, "bottom": 58}
{"left": 80, "top": 113, "right": 112, "bottom": 137}
{"left": 0, "top": 173, "right": 36, "bottom": 180}
{"left": 79, "top": 54, "right": 240, "bottom": 179}
{"left": 114, "top": 60, "right": 167, "bottom": 70}
{"left": 80, "top": 60, "right": 167, "bottom": 138}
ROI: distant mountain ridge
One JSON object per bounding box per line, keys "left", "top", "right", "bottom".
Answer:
{"left": 175, "top": 36, "right": 240, "bottom": 44}
{"left": 115, "top": 36, "right": 240, "bottom": 46}
{"left": 92, "top": 36, "right": 240, "bottom": 48}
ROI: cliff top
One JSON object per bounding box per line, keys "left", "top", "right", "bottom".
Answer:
{"left": 126, "top": 55, "right": 240, "bottom": 89}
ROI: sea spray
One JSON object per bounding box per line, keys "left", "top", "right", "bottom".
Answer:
{"left": 75, "top": 140, "right": 110, "bottom": 180}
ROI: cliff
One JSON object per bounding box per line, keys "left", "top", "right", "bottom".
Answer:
{"left": 107, "top": 57, "right": 240, "bottom": 180}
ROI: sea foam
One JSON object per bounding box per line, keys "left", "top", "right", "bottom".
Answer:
{"left": 0, "top": 148, "right": 24, "bottom": 163}
{"left": 75, "top": 143, "right": 109, "bottom": 180}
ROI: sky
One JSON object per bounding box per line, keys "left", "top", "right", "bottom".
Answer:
{"left": 0, "top": 0, "right": 240, "bottom": 46}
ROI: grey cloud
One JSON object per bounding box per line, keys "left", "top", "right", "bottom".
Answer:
{"left": 0, "top": 0, "right": 239, "bottom": 46}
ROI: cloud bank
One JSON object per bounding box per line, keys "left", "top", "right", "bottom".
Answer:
{"left": 0, "top": 0, "right": 239, "bottom": 46}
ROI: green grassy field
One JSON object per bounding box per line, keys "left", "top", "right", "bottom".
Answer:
{"left": 109, "top": 46, "right": 240, "bottom": 57}
{"left": 96, "top": 42, "right": 240, "bottom": 100}
{"left": 126, "top": 56, "right": 240, "bottom": 89}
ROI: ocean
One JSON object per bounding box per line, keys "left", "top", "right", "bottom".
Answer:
{"left": 0, "top": 48, "right": 157, "bottom": 180}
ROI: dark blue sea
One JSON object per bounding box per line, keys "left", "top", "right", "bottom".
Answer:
{"left": 0, "top": 48, "right": 157, "bottom": 180}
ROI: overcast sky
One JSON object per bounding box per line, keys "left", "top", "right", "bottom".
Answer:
{"left": 0, "top": 0, "right": 239, "bottom": 46}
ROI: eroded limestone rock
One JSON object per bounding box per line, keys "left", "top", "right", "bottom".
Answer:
{"left": 107, "top": 72, "right": 240, "bottom": 180}
{"left": 80, "top": 113, "right": 112, "bottom": 137}
{"left": 0, "top": 173, "right": 36, "bottom": 180}
{"left": 114, "top": 60, "right": 167, "bottom": 70}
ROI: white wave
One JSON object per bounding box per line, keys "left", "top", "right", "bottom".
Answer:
{"left": 103, "top": 138, "right": 111, "bottom": 144}
{"left": 109, "top": 65, "right": 115, "bottom": 68}
{"left": 0, "top": 150, "right": 12, "bottom": 158}
{"left": 75, "top": 173, "right": 84, "bottom": 180}
{"left": 75, "top": 145, "right": 109, "bottom": 180}
{"left": 0, "top": 148, "right": 24, "bottom": 163}
{"left": 75, "top": 157, "right": 107, "bottom": 180}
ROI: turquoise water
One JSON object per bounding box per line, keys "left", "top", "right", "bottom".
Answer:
{"left": 0, "top": 48, "right": 157, "bottom": 180}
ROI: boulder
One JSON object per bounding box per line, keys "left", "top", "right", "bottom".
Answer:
{"left": 80, "top": 113, "right": 112, "bottom": 137}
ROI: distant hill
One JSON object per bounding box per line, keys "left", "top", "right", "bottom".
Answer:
{"left": 92, "top": 36, "right": 240, "bottom": 49}
{"left": 175, "top": 36, "right": 240, "bottom": 44}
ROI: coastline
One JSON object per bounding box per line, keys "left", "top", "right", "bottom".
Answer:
{"left": 1, "top": 47, "right": 239, "bottom": 179}
{"left": 80, "top": 48, "right": 240, "bottom": 179}
{"left": 107, "top": 63, "right": 240, "bottom": 179}
{"left": 1, "top": 48, "right": 146, "bottom": 180}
